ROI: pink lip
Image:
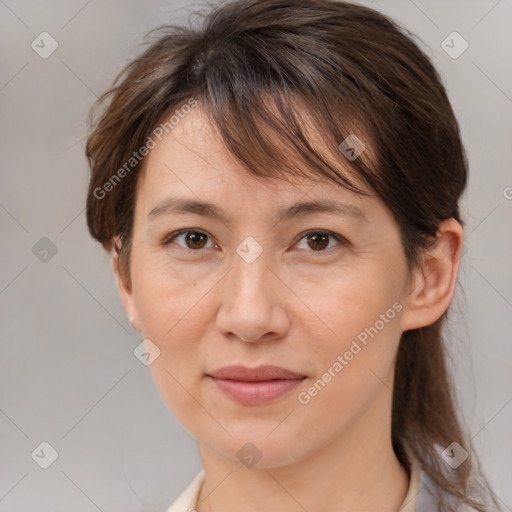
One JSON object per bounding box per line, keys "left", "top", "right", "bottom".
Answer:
{"left": 207, "top": 365, "right": 307, "bottom": 405}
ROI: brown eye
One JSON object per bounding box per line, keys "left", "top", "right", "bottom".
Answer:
{"left": 306, "top": 232, "right": 330, "bottom": 251}
{"left": 184, "top": 231, "right": 208, "bottom": 249}
{"left": 295, "top": 230, "right": 346, "bottom": 253}
{"left": 163, "top": 230, "right": 214, "bottom": 250}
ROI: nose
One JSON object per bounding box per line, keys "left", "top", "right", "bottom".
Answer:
{"left": 215, "top": 249, "right": 291, "bottom": 343}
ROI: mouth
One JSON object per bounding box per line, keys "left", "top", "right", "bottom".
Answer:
{"left": 206, "top": 365, "right": 307, "bottom": 405}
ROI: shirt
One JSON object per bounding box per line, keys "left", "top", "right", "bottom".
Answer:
{"left": 165, "top": 457, "right": 452, "bottom": 512}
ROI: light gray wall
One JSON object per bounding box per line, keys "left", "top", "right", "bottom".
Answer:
{"left": 1, "top": 1, "right": 510, "bottom": 510}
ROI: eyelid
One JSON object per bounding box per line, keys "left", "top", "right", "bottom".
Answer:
{"left": 162, "top": 228, "right": 188, "bottom": 244}
{"left": 292, "top": 229, "right": 349, "bottom": 252}
{"left": 161, "top": 228, "right": 216, "bottom": 249}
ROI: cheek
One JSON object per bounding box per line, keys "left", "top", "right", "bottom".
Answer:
{"left": 131, "top": 244, "right": 215, "bottom": 338}
{"left": 295, "top": 310, "right": 403, "bottom": 443}
{"left": 129, "top": 249, "right": 213, "bottom": 406}
{"left": 292, "top": 259, "right": 403, "bottom": 346}
{"left": 293, "top": 262, "right": 404, "bottom": 415}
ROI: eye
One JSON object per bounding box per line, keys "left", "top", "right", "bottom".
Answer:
{"left": 161, "top": 229, "right": 348, "bottom": 254}
{"left": 162, "top": 229, "right": 216, "bottom": 251}
{"left": 294, "top": 230, "right": 347, "bottom": 253}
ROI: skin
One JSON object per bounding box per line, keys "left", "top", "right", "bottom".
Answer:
{"left": 113, "top": 104, "right": 463, "bottom": 512}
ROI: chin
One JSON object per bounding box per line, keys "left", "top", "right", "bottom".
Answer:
{"left": 201, "top": 423, "right": 313, "bottom": 470}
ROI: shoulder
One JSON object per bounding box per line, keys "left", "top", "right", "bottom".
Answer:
{"left": 165, "top": 469, "right": 205, "bottom": 512}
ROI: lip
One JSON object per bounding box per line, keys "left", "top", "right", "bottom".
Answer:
{"left": 206, "top": 365, "right": 307, "bottom": 405}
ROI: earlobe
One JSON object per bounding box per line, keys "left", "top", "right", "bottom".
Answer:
{"left": 400, "top": 218, "right": 463, "bottom": 332}
{"left": 111, "top": 236, "right": 142, "bottom": 332}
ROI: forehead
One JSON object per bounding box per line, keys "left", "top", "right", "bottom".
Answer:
{"left": 136, "top": 103, "right": 372, "bottom": 209}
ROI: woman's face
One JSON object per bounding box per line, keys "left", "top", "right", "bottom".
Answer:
{"left": 118, "top": 106, "right": 414, "bottom": 468}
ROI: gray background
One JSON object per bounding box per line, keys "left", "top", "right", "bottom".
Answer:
{"left": 0, "top": 0, "right": 511, "bottom": 510}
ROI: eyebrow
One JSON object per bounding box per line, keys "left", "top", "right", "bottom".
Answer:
{"left": 147, "top": 197, "right": 367, "bottom": 224}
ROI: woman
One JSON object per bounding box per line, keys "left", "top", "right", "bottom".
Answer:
{"left": 85, "top": 1, "right": 501, "bottom": 510}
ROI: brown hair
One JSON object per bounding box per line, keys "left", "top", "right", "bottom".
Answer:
{"left": 85, "top": 1, "right": 500, "bottom": 509}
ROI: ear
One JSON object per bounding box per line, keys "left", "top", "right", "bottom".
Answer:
{"left": 400, "top": 218, "right": 464, "bottom": 331}
{"left": 112, "top": 236, "right": 142, "bottom": 332}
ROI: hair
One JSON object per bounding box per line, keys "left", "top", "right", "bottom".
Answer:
{"left": 85, "top": 1, "right": 500, "bottom": 510}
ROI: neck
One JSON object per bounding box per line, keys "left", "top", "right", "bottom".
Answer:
{"left": 195, "top": 384, "right": 409, "bottom": 512}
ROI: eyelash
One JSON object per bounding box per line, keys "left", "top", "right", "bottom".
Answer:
{"left": 161, "top": 229, "right": 348, "bottom": 255}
